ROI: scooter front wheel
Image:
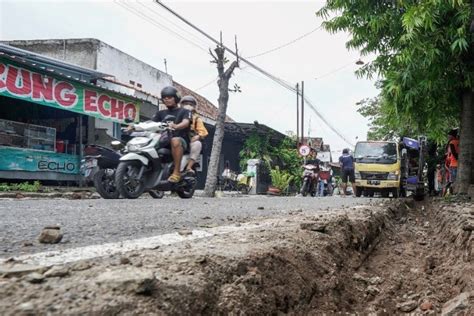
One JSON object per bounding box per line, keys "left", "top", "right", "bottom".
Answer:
{"left": 300, "top": 179, "right": 309, "bottom": 197}
{"left": 116, "top": 161, "right": 145, "bottom": 199}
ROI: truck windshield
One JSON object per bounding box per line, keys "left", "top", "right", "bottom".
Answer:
{"left": 354, "top": 142, "right": 398, "bottom": 164}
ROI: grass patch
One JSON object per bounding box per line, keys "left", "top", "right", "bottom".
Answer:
{"left": 0, "top": 181, "right": 43, "bottom": 192}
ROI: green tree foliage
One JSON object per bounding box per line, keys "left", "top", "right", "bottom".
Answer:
{"left": 239, "top": 133, "right": 273, "bottom": 171}
{"left": 317, "top": 0, "right": 472, "bottom": 143}
{"left": 239, "top": 133, "right": 302, "bottom": 189}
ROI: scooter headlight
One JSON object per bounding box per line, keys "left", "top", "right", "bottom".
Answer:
{"left": 126, "top": 137, "right": 151, "bottom": 152}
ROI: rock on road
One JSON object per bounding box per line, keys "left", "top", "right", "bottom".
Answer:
{"left": 0, "top": 195, "right": 373, "bottom": 258}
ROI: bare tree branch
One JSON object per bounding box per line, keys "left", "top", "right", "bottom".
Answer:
{"left": 209, "top": 48, "right": 218, "bottom": 63}
{"left": 223, "top": 60, "right": 239, "bottom": 79}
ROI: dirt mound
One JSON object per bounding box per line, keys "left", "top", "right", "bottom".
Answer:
{"left": 0, "top": 199, "right": 472, "bottom": 315}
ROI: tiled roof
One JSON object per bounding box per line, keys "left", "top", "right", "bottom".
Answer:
{"left": 173, "top": 81, "right": 234, "bottom": 122}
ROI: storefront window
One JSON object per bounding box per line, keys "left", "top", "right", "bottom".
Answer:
{"left": 0, "top": 118, "right": 56, "bottom": 152}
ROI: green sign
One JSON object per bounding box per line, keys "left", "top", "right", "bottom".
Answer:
{"left": 0, "top": 58, "right": 141, "bottom": 123}
{"left": 0, "top": 146, "right": 80, "bottom": 174}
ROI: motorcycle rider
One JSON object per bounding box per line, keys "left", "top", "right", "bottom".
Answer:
{"left": 306, "top": 148, "right": 321, "bottom": 171}
{"left": 302, "top": 148, "right": 321, "bottom": 195}
{"left": 180, "top": 95, "right": 208, "bottom": 175}
{"left": 152, "top": 86, "right": 191, "bottom": 183}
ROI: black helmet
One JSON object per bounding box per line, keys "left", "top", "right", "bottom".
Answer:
{"left": 181, "top": 95, "right": 197, "bottom": 106}
{"left": 160, "top": 86, "right": 181, "bottom": 103}
{"left": 343, "top": 148, "right": 349, "bottom": 154}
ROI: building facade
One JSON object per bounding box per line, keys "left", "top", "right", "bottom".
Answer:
{"left": 0, "top": 44, "right": 147, "bottom": 181}
{"left": 1, "top": 39, "right": 286, "bottom": 191}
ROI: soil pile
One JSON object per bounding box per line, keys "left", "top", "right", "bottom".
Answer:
{"left": 0, "top": 199, "right": 472, "bottom": 315}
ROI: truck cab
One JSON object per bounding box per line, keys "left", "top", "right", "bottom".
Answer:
{"left": 353, "top": 141, "right": 402, "bottom": 197}
{"left": 354, "top": 138, "right": 426, "bottom": 199}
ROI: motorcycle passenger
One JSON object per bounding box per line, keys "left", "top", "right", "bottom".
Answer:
{"left": 152, "top": 86, "right": 192, "bottom": 183}
{"left": 339, "top": 148, "right": 357, "bottom": 196}
{"left": 180, "top": 95, "right": 208, "bottom": 175}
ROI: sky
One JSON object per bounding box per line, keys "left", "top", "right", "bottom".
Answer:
{"left": 0, "top": 0, "right": 379, "bottom": 152}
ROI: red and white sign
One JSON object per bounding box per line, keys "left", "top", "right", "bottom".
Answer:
{"left": 298, "top": 145, "right": 310, "bottom": 157}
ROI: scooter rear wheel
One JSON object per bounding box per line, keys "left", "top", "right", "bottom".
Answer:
{"left": 116, "top": 161, "right": 145, "bottom": 199}
{"left": 177, "top": 180, "right": 196, "bottom": 199}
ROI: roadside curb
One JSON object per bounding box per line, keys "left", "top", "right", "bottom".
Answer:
{"left": 0, "top": 190, "right": 97, "bottom": 199}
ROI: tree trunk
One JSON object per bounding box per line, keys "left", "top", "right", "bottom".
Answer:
{"left": 204, "top": 80, "right": 230, "bottom": 197}
{"left": 457, "top": 89, "right": 474, "bottom": 194}
{"left": 203, "top": 42, "right": 238, "bottom": 197}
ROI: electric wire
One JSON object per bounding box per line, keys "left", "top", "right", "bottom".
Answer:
{"left": 246, "top": 25, "right": 323, "bottom": 59}
{"left": 194, "top": 65, "right": 250, "bottom": 91}
{"left": 137, "top": 0, "right": 212, "bottom": 48}
{"left": 314, "top": 61, "right": 354, "bottom": 80}
{"left": 114, "top": 0, "right": 209, "bottom": 53}
{"left": 152, "top": 0, "right": 355, "bottom": 147}
{"left": 195, "top": 76, "right": 219, "bottom": 91}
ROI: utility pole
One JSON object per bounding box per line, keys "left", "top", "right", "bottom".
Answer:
{"left": 300, "top": 81, "right": 304, "bottom": 145}
{"left": 163, "top": 58, "right": 168, "bottom": 74}
{"left": 296, "top": 83, "right": 299, "bottom": 146}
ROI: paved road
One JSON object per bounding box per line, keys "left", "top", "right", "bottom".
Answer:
{"left": 0, "top": 195, "right": 375, "bottom": 258}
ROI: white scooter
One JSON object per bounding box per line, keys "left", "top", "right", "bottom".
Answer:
{"left": 115, "top": 118, "right": 197, "bottom": 199}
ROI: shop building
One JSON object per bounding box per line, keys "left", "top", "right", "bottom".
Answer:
{"left": 0, "top": 44, "right": 147, "bottom": 181}
{"left": 2, "top": 39, "right": 287, "bottom": 191}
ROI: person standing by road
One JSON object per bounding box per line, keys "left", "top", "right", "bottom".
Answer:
{"left": 339, "top": 148, "right": 357, "bottom": 196}
{"left": 445, "top": 129, "right": 459, "bottom": 185}
{"left": 180, "top": 95, "right": 208, "bottom": 175}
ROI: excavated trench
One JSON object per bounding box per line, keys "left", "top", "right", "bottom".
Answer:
{"left": 1, "top": 199, "right": 473, "bottom": 315}
{"left": 192, "top": 199, "right": 473, "bottom": 315}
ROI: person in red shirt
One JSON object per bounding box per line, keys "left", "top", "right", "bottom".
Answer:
{"left": 445, "top": 129, "right": 459, "bottom": 183}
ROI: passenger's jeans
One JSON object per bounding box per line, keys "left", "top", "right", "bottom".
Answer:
{"left": 449, "top": 167, "right": 457, "bottom": 182}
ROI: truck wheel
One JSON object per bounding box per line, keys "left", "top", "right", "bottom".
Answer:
{"left": 381, "top": 190, "right": 389, "bottom": 198}
{"left": 355, "top": 187, "right": 362, "bottom": 197}
{"left": 392, "top": 188, "right": 400, "bottom": 198}
{"left": 413, "top": 188, "right": 425, "bottom": 201}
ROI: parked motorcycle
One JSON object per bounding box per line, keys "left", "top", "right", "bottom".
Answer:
{"left": 115, "top": 119, "right": 197, "bottom": 199}
{"left": 82, "top": 144, "right": 121, "bottom": 199}
{"left": 300, "top": 164, "right": 318, "bottom": 197}
{"left": 82, "top": 140, "right": 165, "bottom": 200}
{"left": 318, "top": 168, "right": 334, "bottom": 197}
